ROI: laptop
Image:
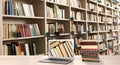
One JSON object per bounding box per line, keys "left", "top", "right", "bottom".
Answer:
{"left": 39, "top": 39, "right": 74, "bottom": 64}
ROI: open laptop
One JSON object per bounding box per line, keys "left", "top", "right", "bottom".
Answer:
{"left": 39, "top": 39, "right": 74, "bottom": 64}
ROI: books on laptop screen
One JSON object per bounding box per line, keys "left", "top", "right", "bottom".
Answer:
{"left": 48, "top": 39, "right": 74, "bottom": 59}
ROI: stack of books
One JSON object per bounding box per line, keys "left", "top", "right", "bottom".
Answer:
{"left": 80, "top": 40, "right": 100, "bottom": 62}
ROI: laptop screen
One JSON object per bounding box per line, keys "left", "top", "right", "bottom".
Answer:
{"left": 48, "top": 39, "right": 74, "bottom": 59}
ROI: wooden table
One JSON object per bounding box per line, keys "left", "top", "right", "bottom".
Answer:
{"left": 0, "top": 55, "right": 120, "bottom": 65}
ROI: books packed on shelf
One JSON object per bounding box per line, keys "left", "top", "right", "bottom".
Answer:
{"left": 113, "top": 10, "right": 118, "bottom": 17}
{"left": 87, "top": 13, "right": 97, "bottom": 21}
{"left": 98, "top": 6, "right": 105, "bottom": 13}
{"left": 70, "top": 0, "right": 85, "bottom": 8}
{"left": 3, "top": 0, "right": 35, "bottom": 16}
{"left": 78, "top": 23, "right": 85, "bottom": 33}
{"left": 46, "top": 4, "right": 65, "bottom": 19}
{"left": 47, "top": 22, "right": 65, "bottom": 34}
{"left": 113, "top": 39, "right": 118, "bottom": 46}
{"left": 108, "top": 41, "right": 114, "bottom": 49}
{"left": 3, "top": 42, "right": 36, "bottom": 55}
{"left": 87, "top": 2, "right": 97, "bottom": 11}
{"left": 49, "top": 40, "right": 73, "bottom": 57}
{"left": 99, "top": 33, "right": 105, "bottom": 40}
{"left": 99, "top": 42, "right": 106, "bottom": 51}
{"left": 71, "top": 10, "right": 85, "bottom": 20}
{"left": 71, "top": 22, "right": 77, "bottom": 33}
{"left": 3, "top": 23, "right": 41, "bottom": 39}
{"left": 99, "top": 24, "right": 105, "bottom": 31}
{"left": 107, "top": 25, "right": 112, "bottom": 31}
{"left": 106, "top": 9, "right": 112, "bottom": 15}
{"left": 107, "top": 32, "right": 113, "bottom": 39}
{"left": 98, "top": 0, "right": 105, "bottom": 5}
{"left": 98, "top": 15, "right": 106, "bottom": 23}
{"left": 106, "top": 17, "right": 113, "bottom": 24}
{"left": 88, "top": 24, "right": 97, "bottom": 32}
{"left": 106, "top": 0, "right": 112, "bottom": 7}
{"left": 47, "top": 0, "right": 69, "bottom": 5}
{"left": 113, "top": 32, "right": 118, "bottom": 37}
{"left": 80, "top": 40, "right": 100, "bottom": 62}
{"left": 88, "top": 34, "right": 98, "bottom": 40}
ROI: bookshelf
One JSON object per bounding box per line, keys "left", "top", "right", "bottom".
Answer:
{"left": 0, "top": 0, "right": 120, "bottom": 55}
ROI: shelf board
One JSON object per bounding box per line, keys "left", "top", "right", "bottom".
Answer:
{"left": 98, "top": 22, "right": 106, "bottom": 24}
{"left": 106, "top": 22, "right": 113, "bottom": 25}
{"left": 88, "top": 0, "right": 97, "bottom": 4}
{"left": 106, "top": 6, "right": 113, "bottom": 9}
{"left": 87, "top": 21, "right": 97, "bottom": 23}
{"left": 114, "top": 44, "right": 119, "bottom": 47}
{"left": 112, "top": 30, "right": 118, "bottom": 32}
{"left": 46, "top": 1, "right": 69, "bottom": 7}
{"left": 98, "top": 13, "right": 106, "bottom": 16}
{"left": 106, "top": 38, "right": 115, "bottom": 41}
{"left": 98, "top": 3, "right": 106, "bottom": 7}
{"left": 74, "top": 20, "right": 86, "bottom": 22}
{"left": 89, "top": 31, "right": 98, "bottom": 34}
{"left": 3, "top": 35, "right": 45, "bottom": 41}
{"left": 50, "top": 33, "right": 70, "bottom": 36}
{"left": 87, "top": 10, "right": 98, "bottom": 14}
{"left": 71, "top": 6, "right": 86, "bottom": 11}
{"left": 98, "top": 31, "right": 106, "bottom": 33}
{"left": 3, "top": 15, "right": 44, "bottom": 19}
{"left": 106, "top": 14, "right": 113, "bottom": 17}
{"left": 47, "top": 17, "right": 69, "bottom": 21}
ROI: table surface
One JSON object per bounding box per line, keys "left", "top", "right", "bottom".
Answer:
{"left": 0, "top": 55, "right": 120, "bottom": 65}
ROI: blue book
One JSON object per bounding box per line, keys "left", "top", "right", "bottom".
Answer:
{"left": 8, "top": 0, "right": 13, "bottom": 15}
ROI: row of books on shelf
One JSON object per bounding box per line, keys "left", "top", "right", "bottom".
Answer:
{"left": 88, "top": 24, "right": 97, "bottom": 32}
{"left": 99, "top": 34, "right": 105, "bottom": 40}
{"left": 3, "top": 42, "right": 36, "bottom": 55}
{"left": 99, "top": 42, "right": 106, "bottom": 51}
{"left": 47, "top": 22, "right": 65, "bottom": 34}
{"left": 49, "top": 41, "right": 73, "bottom": 57}
{"left": 98, "top": 15, "right": 106, "bottom": 23}
{"left": 71, "top": 23, "right": 85, "bottom": 33}
{"left": 98, "top": 6, "right": 105, "bottom": 13}
{"left": 88, "top": 35, "right": 98, "bottom": 40}
{"left": 46, "top": 4, "right": 65, "bottom": 19}
{"left": 87, "top": 13, "right": 97, "bottom": 21}
{"left": 3, "top": 23, "right": 40, "bottom": 39}
{"left": 108, "top": 41, "right": 114, "bottom": 49}
{"left": 106, "top": 9, "right": 112, "bottom": 15}
{"left": 87, "top": 2, "right": 97, "bottom": 11}
{"left": 99, "top": 24, "right": 106, "bottom": 31}
{"left": 70, "top": 0, "right": 85, "bottom": 8}
{"left": 71, "top": 10, "right": 85, "bottom": 20}
{"left": 47, "top": 0, "right": 69, "bottom": 5}
{"left": 3, "top": 0, "right": 35, "bottom": 16}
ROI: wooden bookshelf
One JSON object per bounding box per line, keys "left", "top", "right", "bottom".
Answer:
{"left": 0, "top": 0, "right": 120, "bottom": 55}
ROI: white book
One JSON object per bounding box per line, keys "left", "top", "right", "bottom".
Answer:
{"left": 25, "top": 43, "right": 30, "bottom": 55}
{"left": 3, "top": 44, "right": 8, "bottom": 55}
{"left": 33, "top": 24, "right": 41, "bottom": 36}
{"left": 71, "top": 23, "right": 76, "bottom": 33}
{"left": 76, "top": 12, "right": 81, "bottom": 20}
{"left": 62, "top": 9, "right": 65, "bottom": 19}
{"left": 50, "top": 48, "right": 57, "bottom": 57}
{"left": 22, "top": 3, "right": 32, "bottom": 16}
{"left": 54, "top": 48, "right": 60, "bottom": 57}
{"left": 33, "top": 43, "right": 36, "bottom": 55}
{"left": 29, "top": 5, "right": 35, "bottom": 16}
